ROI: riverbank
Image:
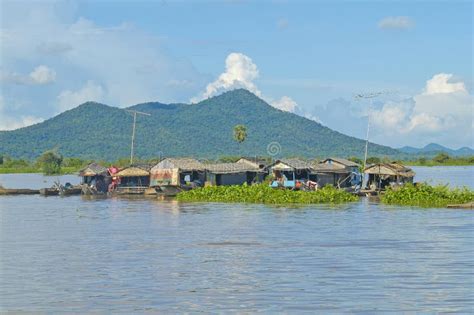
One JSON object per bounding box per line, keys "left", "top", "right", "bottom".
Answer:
{"left": 176, "top": 184, "right": 359, "bottom": 204}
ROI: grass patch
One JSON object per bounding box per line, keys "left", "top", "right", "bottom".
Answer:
{"left": 176, "top": 184, "right": 359, "bottom": 204}
{"left": 382, "top": 183, "right": 474, "bottom": 208}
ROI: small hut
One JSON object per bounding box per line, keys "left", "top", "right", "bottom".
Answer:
{"left": 150, "top": 158, "right": 205, "bottom": 195}
{"left": 364, "top": 163, "right": 415, "bottom": 190}
{"left": 205, "top": 162, "right": 265, "bottom": 186}
{"left": 112, "top": 164, "right": 151, "bottom": 194}
{"left": 314, "top": 158, "right": 362, "bottom": 188}
{"left": 268, "top": 158, "right": 315, "bottom": 189}
{"left": 79, "top": 163, "right": 111, "bottom": 194}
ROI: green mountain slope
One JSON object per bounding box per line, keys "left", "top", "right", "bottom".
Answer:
{"left": 0, "top": 89, "right": 401, "bottom": 160}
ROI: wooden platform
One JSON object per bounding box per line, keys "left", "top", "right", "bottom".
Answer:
{"left": 0, "top": 188, "right": 40, "bottom": 195}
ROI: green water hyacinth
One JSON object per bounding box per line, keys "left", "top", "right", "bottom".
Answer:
{"left": 382, "top": 183, "right": 474, "bottom": 208}
{"left": 176, "top": 184, "right": 359, "bottom": 204}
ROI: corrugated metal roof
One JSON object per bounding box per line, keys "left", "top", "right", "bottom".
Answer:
{"left": 364, "top": 163, "right": 415, "bottom": 177}
{"left": 271, "top": 158, "right": 313, "bottom": 170}
{"left": 311, "top": 163, "right": 349, "bottom": 174}
{"left": 322, "top": 157, "right": 360, "bottom": 167}
{"left": 205, "top": 162, "right": 261, "bottom": 174}
{"left": 151, "top": 158, "right": 205, "bottom": 171}
{"left": 115, "top": 166, "right": 151, "bottom": 177}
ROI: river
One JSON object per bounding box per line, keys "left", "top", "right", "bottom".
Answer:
{"left": 0, "top": 167, "right": 473, "bottom": 312}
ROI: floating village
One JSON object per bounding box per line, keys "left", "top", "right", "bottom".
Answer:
{"left": 0, "top": 156, "right": 416, "bottom": 198}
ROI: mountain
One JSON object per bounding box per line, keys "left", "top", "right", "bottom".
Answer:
{"left": 399, "top": 143, "right": 474, "bottom": 156}
{"left": 0, "top": 89, "right": 401, "bottom": 160}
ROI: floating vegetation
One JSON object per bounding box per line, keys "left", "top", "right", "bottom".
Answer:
{"left": 176, "top": 184, "right": 359, "bottom": 204}
{"left": 381, "top": 183, "right": 474, "bottom": 208}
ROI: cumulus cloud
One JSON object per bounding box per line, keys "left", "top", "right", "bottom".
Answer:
{"left": 192, "top": 52, "right": 300, "bottom": 113}
{"left": 191, "top": 53, "right": 261, "bottom": 102}
{"left": 271, "top": 96, "right": 298, "bottom": 112}
{"left": 422, "top": 73, "right": 466, "bottom": 95}
{"left": 57, "top": 80, "right": 104, "bottom": 111}
{"left": 369, "top": 73, "right": 472, "bottom": 147}
{"left": 29, "top": 65, "right": 56, "bottom": 84}
{"left": 378, "top": 16, "right": 414, "bottom": 30}
{"left": 1, "top": 65, "right": 56, "bottom": 85}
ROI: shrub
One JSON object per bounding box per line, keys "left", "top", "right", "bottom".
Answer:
{"left": 177, "top": 184, "right": 359, "bottom": 204}
{"left": 382, "top": 183, "right": 474, "bottom": 208}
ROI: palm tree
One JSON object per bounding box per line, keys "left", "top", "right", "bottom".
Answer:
{"left": 233, "top": 124, "right": 247, "bottom": 143}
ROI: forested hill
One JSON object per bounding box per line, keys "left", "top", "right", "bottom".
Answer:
{"left": 0, "top": 89, "right": 401, "bottom": 160}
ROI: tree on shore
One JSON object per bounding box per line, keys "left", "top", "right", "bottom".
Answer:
{"left": 37, "top": 150, "right": 63, "bottom": 175}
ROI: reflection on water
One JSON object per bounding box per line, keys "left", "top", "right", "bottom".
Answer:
{"left": 0, "top": 168, "right": 473, "bottom": 312}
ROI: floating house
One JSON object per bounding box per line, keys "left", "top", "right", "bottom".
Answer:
{"left": 150, "top": 158, "right": 205, "bottom": 195}
{"left": 314, "top": 158, "right": 362, "bottom": 188}
{"left": 205, "top": 162, "right": 265, "bottom": 186}
{"left": 268, "top": 158, "right": 316, "bottom": 189}
{"left": 364, "top": 163, "right": 415, "bottom": 190}
{"left": 112, "top": 164, "right": 151, "bottom": 194}
{"left": 79, "top": 163, "right": 111, "bottom": 194}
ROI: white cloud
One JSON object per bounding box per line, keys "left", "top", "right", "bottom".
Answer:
{"left": 422, "top": 73, "right": 466, "bottom": 95}
{"left": 1, "top": 65, "right": 56, "bottom": 85}
{"left": 378, "top": 16, "right": 414, "bottom": 30}
{"left": 0, "top": 95, "right": 44, "bottom": 130}
{"left": 191, "top": 52, "right": 261, "bottom": 102}
{"left": 271, "top": 96, "right": 298, "bottom": 112}
{"left": 57, "top": 80, "right": 104, "bottom": 111}
{"left": 191, "top": 52, "right": 301, "bottom": 114}
{"left": 369, "top": 73, "right": 473, "bottom": 147}
{"left": 1, "top": 0, "right": 205, "bottom": 122}
{"left": 29, "top": 65, "right": 56, "bottom": 84}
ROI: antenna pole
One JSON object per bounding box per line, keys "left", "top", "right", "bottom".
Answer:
{"left": 125, "top": 109, "right": 151, "bottom": 165}
{"left": 363, "top": 99, "right": 371, "bottom": 170}
{"left": 130, "top": 112, "right": 137, "bottom": 165}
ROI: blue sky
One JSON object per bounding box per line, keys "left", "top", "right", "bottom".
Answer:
{"left": 1, "top": 0, "right": 472, "bottom": 149}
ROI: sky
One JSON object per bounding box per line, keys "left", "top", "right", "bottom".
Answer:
{"left": 0, "top": 0, "right": 472, "bottom": 149}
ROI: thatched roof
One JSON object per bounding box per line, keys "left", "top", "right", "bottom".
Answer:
{"left": 364, "top": 163, "right": 415, "bottom": 177}
{"left": 151, "top": 158, "right": 204, "bottom": 172}
{"left": 79, "top": 163, "right": 109, "bottom": 177}
{"left": 114, "top": 165, "right": 151, "bottom": 177}
{"left": 270, "top": 158, "right": 313, "bottom": 171}
{"left": 321, "top": 157, "right": 360, "bottom": 168}
{"left": 206, "top": 162, "right": 261, "bottom": 174}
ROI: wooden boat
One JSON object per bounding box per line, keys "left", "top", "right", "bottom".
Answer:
{"left": 59, "top": 186, "right": 82, "bottom": 196}
{"left": 158, "top": 185, "right": 192, "bottom": 197}
{"left": 447, "top": 202, "right": 474, "bottom": 209}
{"left": 113, "top": 186, "right": 148, "bottom": 195}
{"left": 0, "top": 188, "right": 40, "bottom": 195}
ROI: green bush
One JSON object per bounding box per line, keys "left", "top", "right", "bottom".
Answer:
{"left": 37, "top": 150, "right": 63, "bottom": 175}
{"left": 382, "top": 183, "right": 474, "bottom": 208}
{"left": 177, "top": 184, "right": 359, "bottom": 204}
